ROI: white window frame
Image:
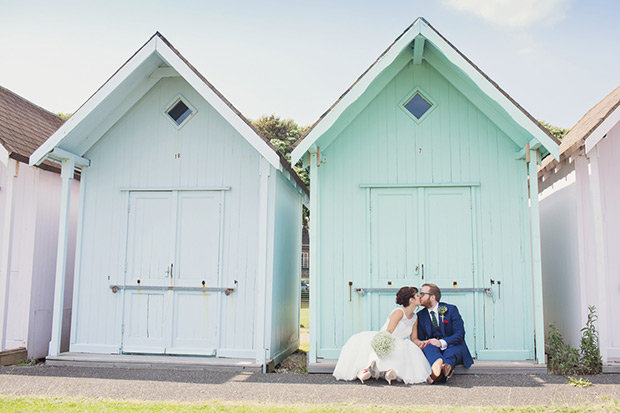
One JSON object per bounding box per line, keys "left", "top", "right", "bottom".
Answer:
{"left": 162, "top": 94, "right": 197, "bottom": 130}
{"left": 399, "top": 86, "right": 437, "bottom": 124}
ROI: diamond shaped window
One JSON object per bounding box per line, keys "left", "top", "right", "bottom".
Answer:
{"left": 167, "top": 100, "right": 193, "bottom": 126}
{"left": 163, "top": 95, "right": 197, "bottom": 129}
{"left": 404, "top": 93, "right": 432, "bottom": 120}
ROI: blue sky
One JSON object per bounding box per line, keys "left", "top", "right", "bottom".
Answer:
{"left": 1, "top": 0, "right": 619, "bottom": 129}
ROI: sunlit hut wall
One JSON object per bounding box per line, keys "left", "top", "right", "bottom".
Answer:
{"left": 29, "top": 34, "right": 308, "bottom": 370}
{"left": 539, "top": 84, "right": 620, "bottom": 363}
{"left": 291, "top": 18, "right": 559, "bottom": 369}
{"left": 0, "top": 86, "right": 80, "bottom": 359}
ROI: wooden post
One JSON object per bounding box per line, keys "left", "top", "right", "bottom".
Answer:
{"left": 0, "top": 159, "right": 16, "bottom": 351}
{"left": 528, "top": 148, "right": 545, "bottom": 364}
{"left": 49, "top": 157, "right": 75, "bottom": 357}
{"left": 309, "top": 147, "right": 319, "bottom": 365}
{"left": 588, "top": 146, "right": 608, "bottom": 362}
{"left": 255, "top": 157, "right": 270, "bottom": 371}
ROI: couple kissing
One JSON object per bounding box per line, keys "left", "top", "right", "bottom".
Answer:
{"left": 333, "top": 283, "right": 473, "bottom": 385}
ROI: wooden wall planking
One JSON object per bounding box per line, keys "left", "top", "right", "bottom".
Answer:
{"left": 315, "top": 60, "right": 532, "bottom": 359}
{"left": 73, "top": 77, "right": 263, "bottom": 352}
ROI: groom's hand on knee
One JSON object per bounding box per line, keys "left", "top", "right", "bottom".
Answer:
{"left": 428, "top": 339, "right": 442, "bottom": 348}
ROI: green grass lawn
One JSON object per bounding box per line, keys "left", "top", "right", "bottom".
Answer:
{"left": 300, "top": 301, "right": 309, "bottom": 328}
{"left": 299, "top": 301, "right": 309, "bottom": 353}
{"left": 1, "top": 397, "right": 618, "bottom": 412}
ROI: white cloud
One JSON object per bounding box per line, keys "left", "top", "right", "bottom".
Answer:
{"left": 442, "top": 0, "right": 569, "bottom": 28}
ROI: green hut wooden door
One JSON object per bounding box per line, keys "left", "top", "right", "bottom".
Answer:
{"left": 369, "top": 186, "right": 479, "bottom": 356}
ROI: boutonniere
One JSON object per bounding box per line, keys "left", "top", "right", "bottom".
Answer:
{"left": 438, "top": 306, "right": 448, "bottom": 323}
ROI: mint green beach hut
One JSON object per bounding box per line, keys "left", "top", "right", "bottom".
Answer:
{"left": 291, "top": 18, "right": 560, "bottom": 369}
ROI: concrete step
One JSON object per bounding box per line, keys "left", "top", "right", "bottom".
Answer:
{"left": 46, "top": 352, "right": 262, "bottom": 372}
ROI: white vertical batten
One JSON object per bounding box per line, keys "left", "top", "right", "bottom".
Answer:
{"left": 69, "top": 168, "right": 88, "bottom": 349}
{"left": 588, "top": 146, "right": 609, "bottom": 362}
{"left": 255, "top": 157, "right": 270, "bottom": 370}
{"left": 529, "top": 149, "right": 545, "bottom": 363}
{"left": 48, "top": 157, "right": 75, "bottom": 356}
{"left": 574, "top": 156, "right": 591, "bottom": 329}
{"left": 0, "top": 159, "right": 16, "bottom": 350}
{"left": 308, "top": 148, "right": 318, "bottom": 364}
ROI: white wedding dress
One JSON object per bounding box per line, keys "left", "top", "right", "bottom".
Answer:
{"left": 333, "top": 308, "right": 431, "bottom": 384}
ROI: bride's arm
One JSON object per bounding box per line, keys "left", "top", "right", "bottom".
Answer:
{"left": 410, "top": 320, "right": 425, "bottom": 348}
{"left": 385, "top": 309, "right": 404, "bottom": 334}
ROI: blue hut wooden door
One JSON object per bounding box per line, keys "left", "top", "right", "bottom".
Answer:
{"left": 121, "top": 190, "right": 222, "bottom": 355}
{"left": 369, "top": 186, "right": 479, "bottom": 355}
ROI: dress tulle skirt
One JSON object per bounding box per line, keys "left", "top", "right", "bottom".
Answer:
{"left": 333, "top": 331, "right": 431, "bottom": 384}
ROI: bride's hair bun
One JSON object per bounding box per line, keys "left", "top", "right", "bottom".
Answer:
{"left": 396, "top": 286, "right": 418, "bottom": 306}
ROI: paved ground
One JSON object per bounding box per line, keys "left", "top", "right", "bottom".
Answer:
{"left": 1, "top": 365, "right": 619, "bottom": 407}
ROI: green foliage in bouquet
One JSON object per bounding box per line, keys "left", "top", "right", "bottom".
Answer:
{"left": 371, "top": 331, "right": 395, "bottom": 358}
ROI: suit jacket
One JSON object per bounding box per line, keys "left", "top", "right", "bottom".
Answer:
{"left": 417, "top": 302, "right": 474, "bottom": 367}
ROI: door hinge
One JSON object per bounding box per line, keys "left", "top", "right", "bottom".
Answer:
{"left": 128, "top": 202, "right": 131, "bottom": 213}
{"left": 121, "top": 324, "right": 125, "bottom": 334}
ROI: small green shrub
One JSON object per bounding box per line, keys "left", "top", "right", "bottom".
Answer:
{"left": 580, "top": 305, "right": 603, "bottom": 374}
{"left": 546, "top": 306, "right": 603, "bottom": 376}
{"left": 547, "top": 324, "right": 580, "bottom": 375}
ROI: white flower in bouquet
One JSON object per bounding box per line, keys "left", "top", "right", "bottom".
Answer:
{"left": 371, "top": 331, "right": 395, "bottom": 358}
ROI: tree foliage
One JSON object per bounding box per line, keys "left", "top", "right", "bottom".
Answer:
{"left": 252, "top": 114, "right": 309, "bottom": 187}
{"left": 539, "top": 120, "right": 570, "bottom": 141}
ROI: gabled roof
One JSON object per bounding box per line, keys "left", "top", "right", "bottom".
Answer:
{"left": 0, "top": 86, "right": 64, "bottom": 167}
{"left": 539, "top": 84, "right": 620, "bottom": 177}
{"left": 291, "top": 17, "right": 560, "bottom": 164}
{"left": 29, "top": 33, "right": 308, "bottom": 195}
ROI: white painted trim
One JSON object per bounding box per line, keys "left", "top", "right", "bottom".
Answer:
{"left": 0, "top": 145, "right": 9, "bottom": 167}
{"left": 30, "top": 38, "right": 158, "bottom": 166}
{"left": 573, "top": 156, "right": 591, "bottom": 330}
{"left": 588, "top": 146, "right": 609, "bottom": 362}
{"left": 0, "top": 159, "right": 16, "bottom": 350}
{"left": 216, "top": 349, "right": 256, "bottom": 359}
{"left": 419, "top": 24, "right": 559, "bottom": 160}
{"left": 528, "top": 150, "right": 545, "bottom": 363}
{"left": 154, "top": 37, "right": 281, "bottom": 170}
{"left": 161, "top": 93, "right": 198, "bottom": 130}
{"left": 291, "top": 22, "right": 422, "bottom": 163}
{"left": 585, "top": 106, "right": 620, "bottom": 153}
{"left": 49, "top": 157, "right": 75, "bottom": 357}
{"left": 70, "top": 167, "right": 88, "bottom": 347}
{"left": 291, "top": 18, "right": 560, "bottom": 163}
{"left": 51, "top": 148, "right": 90, "bottom": 167}
{"left": 254, "top": 158, "right": 270, "bottom": 369}
{"left": 308, "top": 148, "right": 319, "bottom": 364}
{"left": 68, "top": 343, "right": 120, "bottom": 354}
{"left": 148, "top": 66, "right": 180, "bottom": 80}
{"left": 119, "top": 186, "right": 231, "bottom": 192}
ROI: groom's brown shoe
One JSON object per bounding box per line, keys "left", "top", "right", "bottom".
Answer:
{"left": 442, "top": 364, "right": 454, "bottom": 382}
{"left": 426, "top": 359, "right": 444, "bottom": 384}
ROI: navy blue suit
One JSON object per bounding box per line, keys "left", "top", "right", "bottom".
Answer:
{"left": 417, "top": 302, "right": 473, "bottom": 368}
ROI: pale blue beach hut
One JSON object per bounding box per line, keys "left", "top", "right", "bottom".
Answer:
{"left": 30, "top": 33, "right": 308, "bottom": 371}
{"left": 291, "top": 18, "right": 559, "bottom": 370}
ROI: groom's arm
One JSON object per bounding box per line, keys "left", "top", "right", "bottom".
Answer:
{"left": 442, "top": 305, "right": 466, "bottom": 347}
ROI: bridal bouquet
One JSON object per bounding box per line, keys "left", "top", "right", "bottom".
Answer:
{"left": 371, "top": 331, "right": 395, "bottom": 357}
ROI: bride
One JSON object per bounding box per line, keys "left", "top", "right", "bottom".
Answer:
{"left": 333, "top": 286, "right": 431, "bottom": 384}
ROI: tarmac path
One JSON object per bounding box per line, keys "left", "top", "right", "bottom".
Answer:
{"left": 0, "top": 365, "right": 619, "bottom": 408}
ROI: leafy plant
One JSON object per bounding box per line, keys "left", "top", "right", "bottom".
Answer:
{"left": 567, "top": 376, "right": 592, "bottom": 387}
{"left": 16, "top": 357, "right": 38, "bottom": 367}
{"left": 547, "top": 306, "right": 603, "bottom": 376}
{"left": 547, "top": 324, "right": 580, "bottom": 375}
{"left": 579, "top": 305, "right": 603, "bottom": 374}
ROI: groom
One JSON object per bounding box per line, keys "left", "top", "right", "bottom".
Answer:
{"left": 417, "top": 283, "right": 473, "bottom": 384}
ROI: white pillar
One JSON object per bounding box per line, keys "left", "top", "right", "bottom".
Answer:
{"left": 255, "top": 158, "right": 270, "bottom": 371}
{"left": 0, "top": 159, "right": 16, "bottom": 350}
{"left": 308, "top": 148, "right": 318, "bottom": 365}
{"left": 588, "top": 146, "right": 608, "bottom": 363}
{"left": 48, "top": 157, "right": 75, "bottom": 357}
{"left": 529, "top": 149, "right": 545, "bottom": 364}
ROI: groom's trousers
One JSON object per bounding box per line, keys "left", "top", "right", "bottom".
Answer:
{"left": 423, "top": 343, "right": 464, "bottom": 368}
